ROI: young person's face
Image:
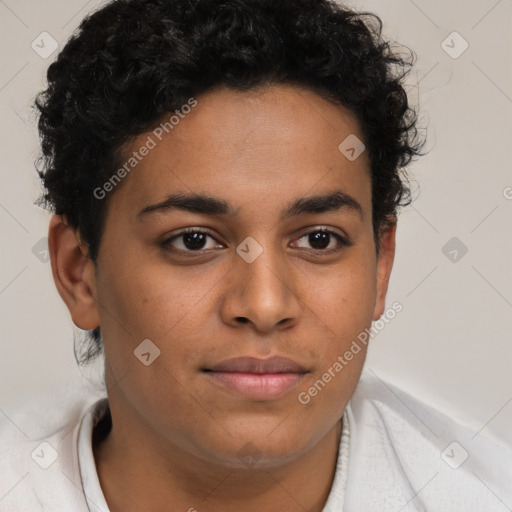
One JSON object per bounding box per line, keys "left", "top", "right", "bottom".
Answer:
{"left": 51, "top": 84, "right": 395, "bottom": 468}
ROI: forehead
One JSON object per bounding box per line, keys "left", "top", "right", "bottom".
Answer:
{"left": 106, "top": 84, "right": 371, "bottom": 222}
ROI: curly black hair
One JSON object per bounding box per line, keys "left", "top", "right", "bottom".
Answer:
{"left": 34, "top": 0, "right": 424, "bottom": 364}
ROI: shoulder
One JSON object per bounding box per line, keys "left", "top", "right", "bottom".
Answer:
{"left": 0, "top": 377, "right": 107, "bottom": 512}
{"left": 343, "top": 371, "right": 512, "bottom": 511}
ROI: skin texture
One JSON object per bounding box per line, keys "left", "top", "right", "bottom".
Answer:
{"left": 48, "top": 84, "right": 396, "bottom": 512}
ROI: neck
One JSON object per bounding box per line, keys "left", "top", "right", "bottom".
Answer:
{"left": 93, "top": 405, "right": 343, "bottom": 512}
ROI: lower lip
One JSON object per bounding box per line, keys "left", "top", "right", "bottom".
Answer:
{"left": 204, "top": 371, "right": 304, "bottom": 401}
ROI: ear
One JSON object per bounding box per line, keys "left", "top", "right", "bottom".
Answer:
{"left": 48, "top": 214, "right": 100, "bottom": 330}
{"left": 372, "top": 216, "right": 397, "bottom": 321}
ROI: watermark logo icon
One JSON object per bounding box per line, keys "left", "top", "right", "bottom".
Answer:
{"left": 32, "top": 237, "right": 50, "bottom": 263}
{"left": 134, "top": 339, "right": 161, "bottom": 366}
{"left": 236, "top": 237, "right": 263, "bottom": 263}
{"left": 237, "top": 442, "right": 263, "bottom": 467}
{"left": 441, "top": 441, "right": 469, "bottom": 469}
{"left": 442, "top": 236, "right": 468, "bottom": 263}
{"left": 441, "top": 32, "right": 468, "bottom": 59}
{"left": 338, "top": 134, "right": 365, "bottom": 161}
{"left": 31, "top": 441, "right": 58, "bottom": 469}
{"left": 31, "top": 32, "right": 58, "bottom": 59}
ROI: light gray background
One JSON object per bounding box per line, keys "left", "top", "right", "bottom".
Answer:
{"left": 1, "top": 0, "right": 511, "bottom": 443}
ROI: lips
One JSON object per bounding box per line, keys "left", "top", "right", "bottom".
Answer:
{"left": 202, "top": 356, "right": 308, "bottom": 401}
{"left": 205, "top": 356, "right": 307, "bottom": 374}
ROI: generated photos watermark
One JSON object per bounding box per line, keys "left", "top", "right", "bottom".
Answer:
{"left": 93, "top": 97, "right": 198, "bottom": 200}
{"left": 298, "top": 301, "right": 403, "bottom": 405}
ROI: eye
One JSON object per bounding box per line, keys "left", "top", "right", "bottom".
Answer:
{"left": 161, "top": 228, "right": 223, "bottom": 253}
{"left": 161, "top": 227, "right": 351, "bottom": 257}
{"left": 293, "top": 228, "right": 350, "bottom": 254}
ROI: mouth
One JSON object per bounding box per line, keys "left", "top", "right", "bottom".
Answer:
{"left": 202, "top": 356, "right": 308, "bottom": 401}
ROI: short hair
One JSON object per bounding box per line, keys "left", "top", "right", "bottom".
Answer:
{"left": 34, "top": 0, "right": 425, "bottom": 364}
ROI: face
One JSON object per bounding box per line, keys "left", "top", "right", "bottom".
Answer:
{"left": 52, "top": 84, "right": 395, "bottom": 469}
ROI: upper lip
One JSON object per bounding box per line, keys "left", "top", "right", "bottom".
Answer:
{"left": 204, "top": 356, "right": 308, "bottom": 374}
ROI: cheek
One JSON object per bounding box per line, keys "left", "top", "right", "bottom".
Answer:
{"left": 306, "top": 253, "right": 377, "bottom": 337}
{"left": 95, "top": 255, "right": 225, "bottom": 391}
{"left": 298, "top": 247, "right": 377, "bottom": 406}
{"left": 95, "top": 261, "right": 210, "bottom": 412}
{"left": 98, "top": 254, "right": 212, "bottom": 338}
{"left": 296, "top": 262, "right": 375, "bottom": 420}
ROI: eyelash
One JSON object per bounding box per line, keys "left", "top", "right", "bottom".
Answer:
{"left": 160, "top": 227, "right": 351, "bottom": 257}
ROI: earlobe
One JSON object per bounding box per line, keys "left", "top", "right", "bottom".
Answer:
{"left": 48, "top": 214, "right": 100, "bottom": 330}
{"left": 372, "top": 217, "right": 397, "bottom": 321}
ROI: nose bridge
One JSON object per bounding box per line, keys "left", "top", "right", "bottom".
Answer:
{"left": 243, "top": 250, "right": 286, "bottom": 303}
{"left": 225, "top": 236, "right": 301, "bottom": 331}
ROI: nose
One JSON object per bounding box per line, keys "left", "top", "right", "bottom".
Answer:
{"left": 219, "top": 246, "right": 301, "bottom": 334}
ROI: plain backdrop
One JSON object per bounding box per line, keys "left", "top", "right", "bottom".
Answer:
{"left": 1, "top": 0, "right": 511, "bottom": 443}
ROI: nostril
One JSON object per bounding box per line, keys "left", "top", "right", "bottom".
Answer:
{"left": 236, "top": 317, "right": 249, "bottom": 323}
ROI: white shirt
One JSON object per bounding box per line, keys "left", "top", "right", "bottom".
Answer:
{"left": 1, "top": 371, "right": 510, "bottom": 511}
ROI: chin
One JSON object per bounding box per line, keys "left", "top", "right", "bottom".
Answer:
{"left": 197, "top": 429, "right": 315, "bottom": 470}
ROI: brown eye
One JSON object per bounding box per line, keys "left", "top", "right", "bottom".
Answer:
{"left": 162, "top": 228, "right": 223, "bottom": 253}
{"left": 295, "top": 229, "right": 350, "bottom": 253}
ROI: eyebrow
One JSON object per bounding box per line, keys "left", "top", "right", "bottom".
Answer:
{"left": 137, "top": 190, "right": 363, "bottom": 221}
